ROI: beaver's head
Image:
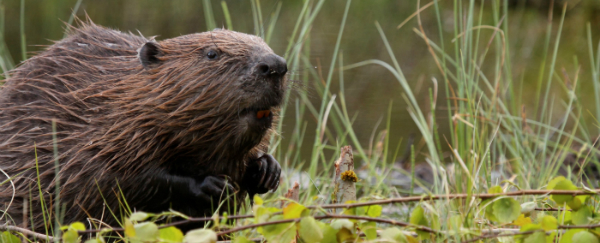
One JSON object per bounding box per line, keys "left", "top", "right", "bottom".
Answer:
{"left": 135, "top": 29, "right": 287, "bottom": 161}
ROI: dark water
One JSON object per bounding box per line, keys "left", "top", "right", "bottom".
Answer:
{"left": 3, "top": 0, "right": 600, "bottom": 163}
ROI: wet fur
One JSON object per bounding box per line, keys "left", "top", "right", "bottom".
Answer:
{"left": 0, "top": 22, "right": 284, "bottom": 232}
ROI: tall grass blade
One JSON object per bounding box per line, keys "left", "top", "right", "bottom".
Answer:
{"left": 221, "top": 1, "right": 233, "bottom": 30}
{"left": 20, "top": 0, "right": 26, "bottom": 61}
{"left": 202, "top": 0, "right": 216, "bottom": 31}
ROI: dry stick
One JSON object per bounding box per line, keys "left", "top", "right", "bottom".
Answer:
{"left": 215, "top": 213, "right": 438, "bottom": 237}
{"left": 13, "top": 189, "right": 598, "bottom": 237}
{"left": 0, "top": 224, "right": 55, "bottom": 241}
{"left": 75, "top": 215, "right": 255, "bottom": 235}
{"left": 9, "top": 213, "right": 600, "bottom": 241}
{"left": 535, "top": 207, "right": 571, "bottom": 212}
{"left": 73, "top": 189, "right": 600, "bottom": 234}
{"left": 74, "top": 214, "right": 255, "bottom": 234}
{"left": 281, "top": 181, "right": 300, "bottom": 208}
{"left": 311, "top": 189, "right": 600, "bottom": 209}
{"left": 461, "top": 230, "right": 542, "bottom": 243}
{"left": 332, "top": 146, "right": 356, "bottom": 209}
{"left": 462, "top": 223, "right": 600, "bottom": 242}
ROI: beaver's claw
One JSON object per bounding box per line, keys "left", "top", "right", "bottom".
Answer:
{"left": 244, "top": 153, "right": 281, "bottom": 195}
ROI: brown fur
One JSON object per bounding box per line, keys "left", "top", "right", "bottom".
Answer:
{"left": 0, "top": 21, "right": 286, "bottom": 233}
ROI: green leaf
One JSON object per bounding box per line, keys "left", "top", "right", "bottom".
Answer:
{"left": 132, "top": 222, "right": 159, "bottom": 242}
{"left": 183, "top": 229, "right": 217, "bottom": 243}
{"left": 513, "top": 214, "right": 533, "bottom": 226}
{"left": 492, "top": 198, "right": 521, "bottom": 223}
{"left": 254, "top": 195, "right": 263, "bottom": 205}
{"left": 409, "top": 206, "right": 427, "bottom": 226}
{"left": 381, "top": 227, "right": 417, "bottom": 243}
{"left": 336, "top": 228, "right": 355, "bottom": 243}
{"left": 255, "top": 206, "right": 281, "bottom": 223}
{"left": 381, "top": 227, "right": 407, "bottom": 243}
{"left": 282, "top": 202, "right": 306, "bottom": 219}
{"left": 159, "top": 226, "right": 184, "bottom": 243}
{"left": 130, "top": 212, "right": 150, "bottom": 222}
{"left": 219, "top": 212, "right": 229, "bottom": 226}
{"left": 0, "top": 232, "right": 20, "bottom": 243}
{"left": 551, "top": 179, "right": 578, "bottom": 204}
{"left": 124, "top": 218, "right": 136, "bottom": 237}
{"left": 69, "top": 222, "right": 86, "bottom": 231}
{"left": 448, "top": 215, "right": 463, "bottom": 231}
{"left": 568, "top": 195, "right": 588, "bottom": 210}
{"left": 524, "top": 231, "right": 546, "bottom": 243}
{"left": 409, "top": 205, "right": 430, "bottom": 239}
{"left": 572, "top": 231, "right": 599, "bottom": 243}
{"left": 299, "top": 216, "right": 323, "bottom": 242}
{"left": 546, "top": 232, "right": 557, "bottom": 243}
{"left": 367, "top": 205, "right": 383, "bottom": 218}
{"left": 360, "top": 221, "right": 377, "bottom": 240}
{"left": 83, "top": 239, "right": 104, "bottom": 243}
{"left": 520, "top": 223, "right": 543, "bottom": 231}
{"left": 572, "top": 206, "right": 593, "bottom": 225}
{"left": 515, "top": 224, "right": 542, "bottom": 243}
{"left": 560, "top": 210, "right": 573, "bottom": 224}
{"left": 547, "top": 176, "right": 567, "bottom": 190}
{"left": 61, "top": 221, "right": 87, "bottom": 243}
{"left": 488, "top": 185, "right": 503, "bottom": 194}
{"left": 233, "top": 236, "right": 254, "bottom": 243}
{"left": 330, "top": 219, "right": 354, "bottom": 231}
{"left": 521, "top": 202, "right": 536, "bottom": 214}
{"left": 62, "top": 229, "right": 79, "bottom": 243}
{"left": 560, "top": 229, "right": 583, "bottom": 243}
{"left": 483, "top": 199, "right": 498, "bottom": 222}
{"left": 317, "top": 221, "right": 338, "bottom": 243}
{"left": 540, "top": 215, "right": 558, "bottom": 231}
{"left": 343, "top": 207, "right": 357, "bottom": 216}
{"left": 260, "top": 215, "right": 296, "bottom": 243}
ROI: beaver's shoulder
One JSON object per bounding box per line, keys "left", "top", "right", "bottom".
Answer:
{"left": 60, "top": 23, "right": 147, "bottom": 57}
{"left": 0, "top": 24, "right": 148, "bottom": 131}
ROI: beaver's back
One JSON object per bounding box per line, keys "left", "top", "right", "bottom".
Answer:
{"left": 0, "top": 24, "right": 148, "bottom": 228}
{"left": 0, "top": 24, "right": 145, "bottom": 151}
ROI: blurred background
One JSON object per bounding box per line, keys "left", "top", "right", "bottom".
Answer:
{"left": 2, "top": 0, "right": 600, "bottom": 164}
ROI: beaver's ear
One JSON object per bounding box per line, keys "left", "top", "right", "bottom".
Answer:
{"left": 138, "top": 42, "right": 161, "bottom": 68}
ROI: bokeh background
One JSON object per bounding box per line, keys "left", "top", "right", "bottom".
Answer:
{"left": 3, "top": 0, "right": 600, "bottom": 162}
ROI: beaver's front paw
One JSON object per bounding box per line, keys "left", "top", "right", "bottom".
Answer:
{"left": 244, "top": 154, "right": 281, "bottom": 195}
{"left": 194, "top": 175, "right": 237, "bottom": 206}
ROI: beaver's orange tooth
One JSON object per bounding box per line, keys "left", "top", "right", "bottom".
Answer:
{"left": 256, "top": 110, "right": 264, "bottom": 119}
{"left": 265, "top": 110, "right": 271, "bottom": 117}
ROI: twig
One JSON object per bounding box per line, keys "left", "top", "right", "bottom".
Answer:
{"left": 322, "top": 214, "right": 437, "bottom": 233}
{"left": 332, "top": 146, "right": 356, "bottom": 209}
{"left": 76, "top": 214, "right": 254, "bottom": 234}
{"left": 158, "top": 214, "right": 253, "bottom": 229}
{"left": 215, "top": 213, "right": 438, "bottom": 236}
{"left": 19, "top": 189, "right": 598, "bottom": 238}
{"left": 535, "top": 207, "right": 570, "bottom": 212}
{"left": 461, "top": 230, "right": 541, "bottom": 243}
{"left": 559, "top": 224, "right": 600, "bottom": 229}
{"left": 461, "top": 223, "right": 600, "bottom": 243}
{"left": 0, "top": 224, "right": 55, "bottom": 241}
{"left": 312, "top": 189, "right": 600, "bottom": 209}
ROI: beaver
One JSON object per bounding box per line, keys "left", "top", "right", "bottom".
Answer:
{"left": 0, "top": 22, "right": 286, "bottom": 234}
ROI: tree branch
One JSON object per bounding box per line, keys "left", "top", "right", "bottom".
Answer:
{"left": 215, "top": 213, "right": 438, "bottom": 236}
{"left": 311, "top": 189, "right": 600, "bottom": 209}
{"left": 0, "top": 224, "right": 55, "bottom": 241}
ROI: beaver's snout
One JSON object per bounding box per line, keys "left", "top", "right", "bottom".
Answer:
{"left": 255, "top": 54, "right": 287, "bottom": 79}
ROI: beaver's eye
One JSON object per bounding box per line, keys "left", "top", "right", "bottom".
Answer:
{"left": 207, "top": 50, "right": 218, "bottom": 60}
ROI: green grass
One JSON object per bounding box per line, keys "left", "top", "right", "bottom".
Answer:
{"left": 2, "top": 0, "right": 600, "bottom": 242}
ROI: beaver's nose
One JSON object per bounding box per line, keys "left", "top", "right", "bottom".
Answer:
{"left": 256, "top": 54, "right": 287, "bottom": 78}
